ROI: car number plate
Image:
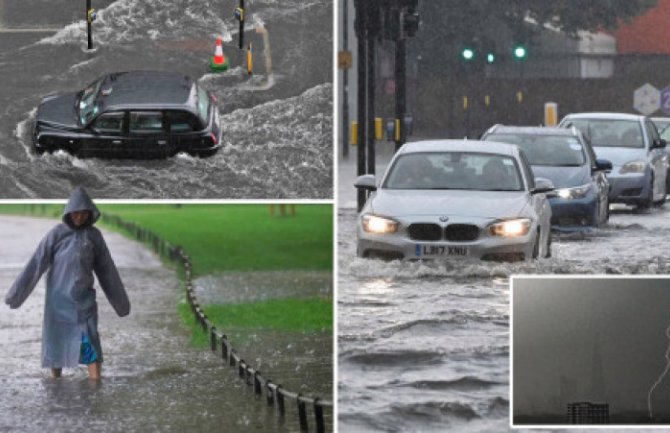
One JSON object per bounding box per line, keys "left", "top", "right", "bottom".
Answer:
{"left": 416, "top": 245, "right": 468, "bottom": 257}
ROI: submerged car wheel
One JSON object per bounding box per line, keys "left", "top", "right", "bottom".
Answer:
{"left": 638, "top": 177, "right": 653, "bottom": 210}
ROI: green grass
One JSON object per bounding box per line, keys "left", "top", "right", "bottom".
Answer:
{"left": 0, "top": 203, "right": 334, "bottom": 341}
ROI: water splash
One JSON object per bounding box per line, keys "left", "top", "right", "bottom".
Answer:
{"left": 647, "top": 319, "right": 670, "bottom": 419}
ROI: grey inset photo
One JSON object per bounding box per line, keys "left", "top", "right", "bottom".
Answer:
{"left": 512, "top": 276, "right": 670, "bottom": 426}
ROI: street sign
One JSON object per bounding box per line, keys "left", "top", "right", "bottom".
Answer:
{"left": 633, "top": 83, "right": 660, "bottom": 116}
{"left": 660, "top": 85, "right": 670, "bottom": 116}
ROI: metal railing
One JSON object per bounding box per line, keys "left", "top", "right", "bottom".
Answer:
{"left": 100, "top": 214, "right": 333, "bottom": 433}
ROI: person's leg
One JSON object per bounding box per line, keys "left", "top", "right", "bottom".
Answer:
{"left": 51, "top": 368, "right": 62, "bottom": 378}
{"left": 87, "top": 362, "right": 101, "bottom": 380}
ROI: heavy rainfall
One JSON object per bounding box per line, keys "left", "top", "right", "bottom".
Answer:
{"left": 0, "top": 213, "right": 332, "bottom": 433}
{"left": 338, "top": 0, "right": 670, "bottom": 431}
{"left": 0, "top": 0, "right": 332, "bottom": 198}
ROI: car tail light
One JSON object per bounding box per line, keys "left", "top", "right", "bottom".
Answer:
{"left": 210, "top": 93, "right": 218, "bottom": 103}
{"left": 210, "top": 133, "right": 218, "bottom": 145}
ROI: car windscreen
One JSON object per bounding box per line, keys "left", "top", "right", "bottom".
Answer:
{"left": 484, "top": 134, "right": 586, "bottom": 167}
{"left": 567, "top": 119, "right": 645, "bottom": 148}
{"left": 196, "top": 85, "right": 211, "bottom": 125}
{"left": 383, "top": 152, "right": 523, "bottom": 191}
{"left": 78, "top": 78, "right": 103, "bottom": 126}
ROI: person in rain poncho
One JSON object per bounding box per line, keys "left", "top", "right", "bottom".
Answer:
{"left": 4, "top": 187, "right": 130, "bottom": 380}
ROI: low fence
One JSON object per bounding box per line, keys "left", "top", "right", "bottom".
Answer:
{"left": 100, "top": 214, "right": 333, "bottom": 433}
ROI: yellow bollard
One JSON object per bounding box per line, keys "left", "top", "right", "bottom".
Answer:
{"left": 374, "top": 118, "right": 383, "bottom": 140}
{"left": 516, "top": 91, "right": 523, "bottom": 103}
{"left": 484, "top": 95, "right": 491, "bottom": 107}
{"left": 463, "top": 96, "right": 469, "bottom": 110}
{"left": 351, "top": 121, "right": 358, "bottom": 146}
{"left": 395, "top": 119, "right": 401, "bottom": 142}
{"left": 246, "top": 43, "right": 253, "bottom": 75}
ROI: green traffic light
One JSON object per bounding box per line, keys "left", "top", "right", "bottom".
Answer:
{"left": 486, "top": 52, "right": 495, "bottom": 63}
{"left": 513, "top": 45, "right": 527, "bottom": 60}
{"left": 461, "top": 47, "right": 475, "bottom": 61}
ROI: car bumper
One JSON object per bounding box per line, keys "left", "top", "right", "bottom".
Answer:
{"left": 607, "top": 172, "right": 649, "bottom": 204}
{"left": 357, "top": 230, "right": 536, "bottom": 261}
{"left": 548, "top": 195, "right": 598, "bottom": 232}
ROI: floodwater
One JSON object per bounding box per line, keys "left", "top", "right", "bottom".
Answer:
{"left": 337, "top": 203, "right": 670, "bottom": 433}
{"left": 0, "top": 215, "right": 331, "bottom": 432}
{"left": 194, "top": 270, "right": 333, "bottom": 398}
{"left": 0, "top": 0, "right": 332, "bottom": 199}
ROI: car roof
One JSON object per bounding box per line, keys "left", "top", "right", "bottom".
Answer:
{"left": 97, "top": 71, "right": 197, "bottom": 113}
{"left": 651, "top": 117, "right": 670, "bottom": 122}
{"left": 397, "top": 139, "right": 519, "bottom": 157}
{"left": 486, "top": 125, "right": 578, "bottom": 137}
{"left": 561, "top": 112, "right": 646, "bottom": 121}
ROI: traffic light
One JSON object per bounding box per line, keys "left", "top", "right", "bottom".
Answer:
{"left": 513, "top": 43, "right": 527, "bottom": 60}
{"left": 461, "top": 47, "right": 475, "bottom": 61}
{"left": 486, "top": 52, "right": 495, "bottom": 64}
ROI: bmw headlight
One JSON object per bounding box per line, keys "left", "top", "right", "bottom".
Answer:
{"left": 554, "top": 183, "right": 592, "bottom": 200}
{"left": 362, "top": 214, "right": 399, "bottom": 234}
{"left": 620, "top": 161, "right": 646, "bottom": 174}
{"left": 488, "top": 218, "right": 531, "bottom": 237}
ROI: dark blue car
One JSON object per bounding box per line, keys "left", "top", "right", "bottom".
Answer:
{"left": 482, "top": 125, "right": 612, "bottom": 232}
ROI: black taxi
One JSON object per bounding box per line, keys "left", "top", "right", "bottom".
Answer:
{"left": 33, "top": 71, "right": 222, "bottom": 158}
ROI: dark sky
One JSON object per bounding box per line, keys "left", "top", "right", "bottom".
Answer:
{"left": 513, "top": 277, "right": 670, "bottom": 420}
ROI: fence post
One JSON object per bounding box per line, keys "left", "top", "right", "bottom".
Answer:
{"left": 239, "top": 360, "right": 245, "bottom": 378}
{"left": 276, "top": 386, "right": 285, "bottom": 416}
{"left": 298, "top": 395, "right": 308, "bottom": 432}
{"left": 221, "top": 335, "right": 228, "bottom": 361}
{"left": 266, "top": 380, "right": 275, "bottom": 405}
{"left": 254, "top": 371, "right": 262, "bottom": 395}
{"left": 210, "top": 327, "right": 217, "bottom": 351}
{"left": 314, "top": 398, "right": 325, "bottom": 433}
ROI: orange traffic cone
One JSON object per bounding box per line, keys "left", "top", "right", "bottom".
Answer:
{"left": 210, "top": 37, "right": 229, "bottom": 72}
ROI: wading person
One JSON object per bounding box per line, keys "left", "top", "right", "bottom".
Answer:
{"left": 4, "top": 187, "right": 130, "bottom": 380}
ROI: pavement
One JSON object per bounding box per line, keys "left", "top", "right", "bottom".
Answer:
{"left": 0, "top": 215, "right": 310, "bottom": 433}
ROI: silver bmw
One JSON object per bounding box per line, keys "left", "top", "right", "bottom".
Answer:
{"left": 354, "top": 140, "right": 554, "bottom": 261}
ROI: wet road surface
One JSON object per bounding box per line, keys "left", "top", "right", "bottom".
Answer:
{"left": 0, "top": 0, "right": 332, "bottom": 199}
{"left": 0, "top": 215, "right": 327, "bottom": 432}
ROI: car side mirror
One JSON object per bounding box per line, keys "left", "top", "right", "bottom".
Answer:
{"left": 531, "top": 177, "right": 554, "bottom": 194}
{"left": 653, "top": 138, "right": 667, "bottom": 149}
{"left": 594, "top": 158, "right": 613, "bottom": 172}
{"left": 354, "top": 174, "right": 377, "bottom": 191}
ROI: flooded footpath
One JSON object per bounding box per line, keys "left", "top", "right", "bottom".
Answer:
{"left": 0, "top": 215, "right": 323, "bottom": 432}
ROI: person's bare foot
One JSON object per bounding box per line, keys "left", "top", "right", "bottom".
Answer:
{"left": 87, "top": 362, "right": 101, "bottom": 381}
{"left": 51, "top": 368, "right": 62, "bottom": 379}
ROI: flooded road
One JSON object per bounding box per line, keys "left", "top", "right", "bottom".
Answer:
{"left": 0, "top": 215, "right": 326, "bottom": 432}
{"left": 337, "top": 203, "right": 670, "bottom": 433}
{"left": 0, "top": 0, "right": 332, "bottom": 199}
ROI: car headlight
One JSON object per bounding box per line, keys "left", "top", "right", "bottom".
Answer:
{"left": 554, "top": 183, "right": 592, "bottom": 200}
{"left": 620, "top": 161, "right": 646, "bottom": 174}
{"left": 488, "top": 218, "right": 531, "bottom": 237}
{"left": 362, "top": 214, "right": 399, "bottom": 234}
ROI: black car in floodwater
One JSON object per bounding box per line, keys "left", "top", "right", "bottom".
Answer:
{"left": 33, "top": 71, "right": 222, "bottom": 158}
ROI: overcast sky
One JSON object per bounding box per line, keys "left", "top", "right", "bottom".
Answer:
{"left": 513, "top": 277, "right": 670, "bottom": 420}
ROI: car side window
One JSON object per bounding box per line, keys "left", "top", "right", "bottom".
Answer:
{"left": 91, "top": 112, "right": 124, "bottom": 135}
{"left": 129, "top": 111, "right": 163, "bottom": 134}
{"left": 167, "top": 111, "right": 199, "bottom": 133}
{"left": 518, "top": 152, "right": 535, "bottom": 190}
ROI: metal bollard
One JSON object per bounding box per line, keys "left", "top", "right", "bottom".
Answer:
{"left": 254, "top": 371, "right": 262, "bottom": 395}
{"left": 239, "top": 360, "right": 245, "bottom": 378}
{"left": 230, "top": 350, "right": 236, "bottom": 367}
{"left": 298, "top": 395, "right": 308, "bottom": 432}
{"left": 314, "top": 398, "right": 325, "bottom": 433}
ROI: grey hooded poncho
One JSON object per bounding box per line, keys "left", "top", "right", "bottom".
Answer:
{"left": 5, "top": 187, "right": 130, "bottom": 368}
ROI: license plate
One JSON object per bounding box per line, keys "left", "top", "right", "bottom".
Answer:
{"left": 416, "top": 244, "right": 468, "bottom": 257}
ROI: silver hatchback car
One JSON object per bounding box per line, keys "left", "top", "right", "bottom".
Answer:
{"left": 559, "top": 112, "right": 668, "bottom": 209}
{"left": 354, "top": 140, "right": 553, "bottom": 261}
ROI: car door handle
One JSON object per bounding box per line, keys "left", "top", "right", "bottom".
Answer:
{"left": 112, "top": 140, "right": 122, "bottom": 144}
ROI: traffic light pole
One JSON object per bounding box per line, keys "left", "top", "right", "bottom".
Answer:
{"left": 342, "top": 0, "right": 349, "bottom": 159}
{"left": 394, "top": 36, "right": 406, "bottom": 152}
{"left": 355, "top": 0, "right": 368, "bottom": 212}
{"left": 86, "top": 0, "right": 92, "bottom": 50}
{"left": 366, "top": 28, "right": 376, "bottom": 177}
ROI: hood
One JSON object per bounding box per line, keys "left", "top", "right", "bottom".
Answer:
{"left": 62, "top": 187, "right": 100, "bottom": 229}
{"left": 37, "top": 92, "right": 80, "bottom": 129}
{"left": 593, "top": 146, "right": 646, "bottom": 167}
{"left": 369, "top": 189, "right": 530, "bottom": 219}
{"left": 532, "top": 165, "right": 590, "bottom": 188}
